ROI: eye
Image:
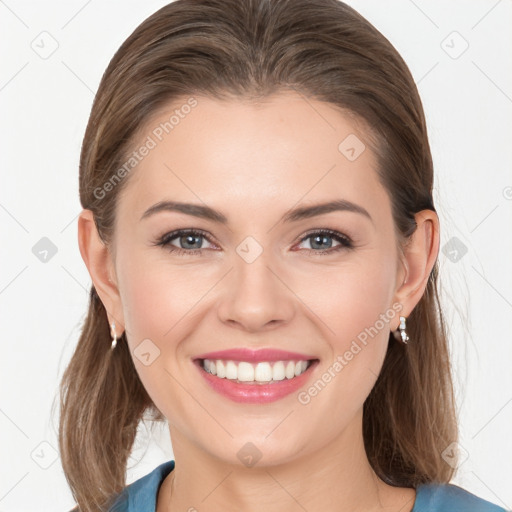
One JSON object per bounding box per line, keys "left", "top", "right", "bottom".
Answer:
{"left": 153, "top": 228, "right": 354, "bottom": 257}
{"left": 154, "top": 229, "right": 216, "bottom": 256}
{"left": 295, "top": 229, "right": 354, "bottom": 255}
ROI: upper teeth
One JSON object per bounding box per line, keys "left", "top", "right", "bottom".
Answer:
{"left": 202, "top": 359, "right": 310, "bottom": 382}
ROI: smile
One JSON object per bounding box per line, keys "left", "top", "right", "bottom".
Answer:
{"left": 201, "top": 358, "right": 312, "bottom": 383}
{"left": 194, "top": 357, "right": 320, "bottom": 403}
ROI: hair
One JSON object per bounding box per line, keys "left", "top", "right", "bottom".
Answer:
{"left": 58, "top": 0, "right": 458, "bottom": 510}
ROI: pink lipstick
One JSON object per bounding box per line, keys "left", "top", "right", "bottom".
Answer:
{"left": 193, "top": 348, "right": 319, "bottom": 403}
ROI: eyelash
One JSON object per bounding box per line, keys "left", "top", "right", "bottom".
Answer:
{"left": 153, "top": 228, "right": 354, "bottom": 256}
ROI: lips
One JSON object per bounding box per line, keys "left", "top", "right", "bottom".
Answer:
{"left": 194, "top": 357, "right": 320, "bottom": 403}
{"left": 191, "top": 347, "right": 320, "bottom": 403}
{"left": 193, "top": 347, "right": 317, "bottom": 363}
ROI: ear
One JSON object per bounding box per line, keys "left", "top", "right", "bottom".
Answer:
{"left": 77, "top": 209, "right": 125, "bottom": 335}
{"left": 391, "top": 209, "right": 440, "bottom": 331}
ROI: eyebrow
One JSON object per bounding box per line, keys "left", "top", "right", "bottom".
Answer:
{"left": 140, "top": 199, "right": 373, "bottom": 225}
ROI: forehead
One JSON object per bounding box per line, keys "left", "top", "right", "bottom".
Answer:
{"left": 116, "top": 91, "right": 390, "bottom": 225}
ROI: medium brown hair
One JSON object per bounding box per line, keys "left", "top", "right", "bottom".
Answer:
{"left": 58, "top": 0, "right": 458, "bottom": 510}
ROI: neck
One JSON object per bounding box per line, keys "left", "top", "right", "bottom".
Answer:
{"left": 157, "top": 409, "right": 416, "bottom": 512}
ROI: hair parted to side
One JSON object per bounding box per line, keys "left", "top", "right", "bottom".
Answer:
{"left": 58, "top": 0, "right": 458, "bottom": 510}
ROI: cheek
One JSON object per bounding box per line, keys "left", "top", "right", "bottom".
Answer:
{"left": 118, "top": 248, "right": 215, "bottom": 341}
{"left": 330, "top": 272, "right": 393, "bottom": 346}
{"left": 116, "top": 262, "right": 196, "bottom": 419}
{"left": 116, "top": 251, "right": 218, "bottom": 391}
{"left": 298, "top": 253, "right": 396, "bottom": 349}
{"left": 293, "top": 254, "right": 395, "bottom": 410}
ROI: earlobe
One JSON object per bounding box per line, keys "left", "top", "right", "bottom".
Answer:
{"left": 392, "top": 210, "right": 439, "bottom": 329}
{"left": 77, "top": 209, "right": 125, "bottom": 332}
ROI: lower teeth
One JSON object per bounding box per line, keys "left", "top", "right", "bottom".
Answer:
{"left": 231, "top": 378, "right": 277, "bottom": 385}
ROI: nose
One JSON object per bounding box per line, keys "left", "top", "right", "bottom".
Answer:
{"left": 217, "top": 249, "right": 296, "bottom": 332}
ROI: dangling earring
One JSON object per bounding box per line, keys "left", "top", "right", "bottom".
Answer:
{"left": 111, "top": 322, "right": 117, "bottom": 350}
{"left": 393, "top": 315, "right": 410, "bottom": 344}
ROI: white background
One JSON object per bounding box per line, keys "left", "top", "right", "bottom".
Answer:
{"left": 1, "top": 0, "right": 511, "bottom": 510}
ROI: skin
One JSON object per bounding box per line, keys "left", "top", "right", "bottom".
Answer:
{"left": 78, "top": 90, "right": 439, "bottom": 512}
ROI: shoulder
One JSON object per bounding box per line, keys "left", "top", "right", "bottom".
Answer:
{"left": 107, "top": 460, "right": 176, "bottom": 512}
{"left": 414, "top": 482, "right": 509, "bottom": 512}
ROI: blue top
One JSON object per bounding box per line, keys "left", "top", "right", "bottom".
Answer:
{"left": 109, "top": 460, "right": 508, "bottom": 512}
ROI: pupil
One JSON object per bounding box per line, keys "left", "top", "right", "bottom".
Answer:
{"left": 311, "top": 235, "right": 332, "bottom": 250}
{"left": 182, "top": 234, "right": 202, "bottom": 249}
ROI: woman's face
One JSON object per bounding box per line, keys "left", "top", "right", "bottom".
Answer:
{"left": 109, "top": 91, "right": 407, "bottom": 465}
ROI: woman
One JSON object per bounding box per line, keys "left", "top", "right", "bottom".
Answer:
{"left": 59, "top": 0, "right": 508, "bottom": 511}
